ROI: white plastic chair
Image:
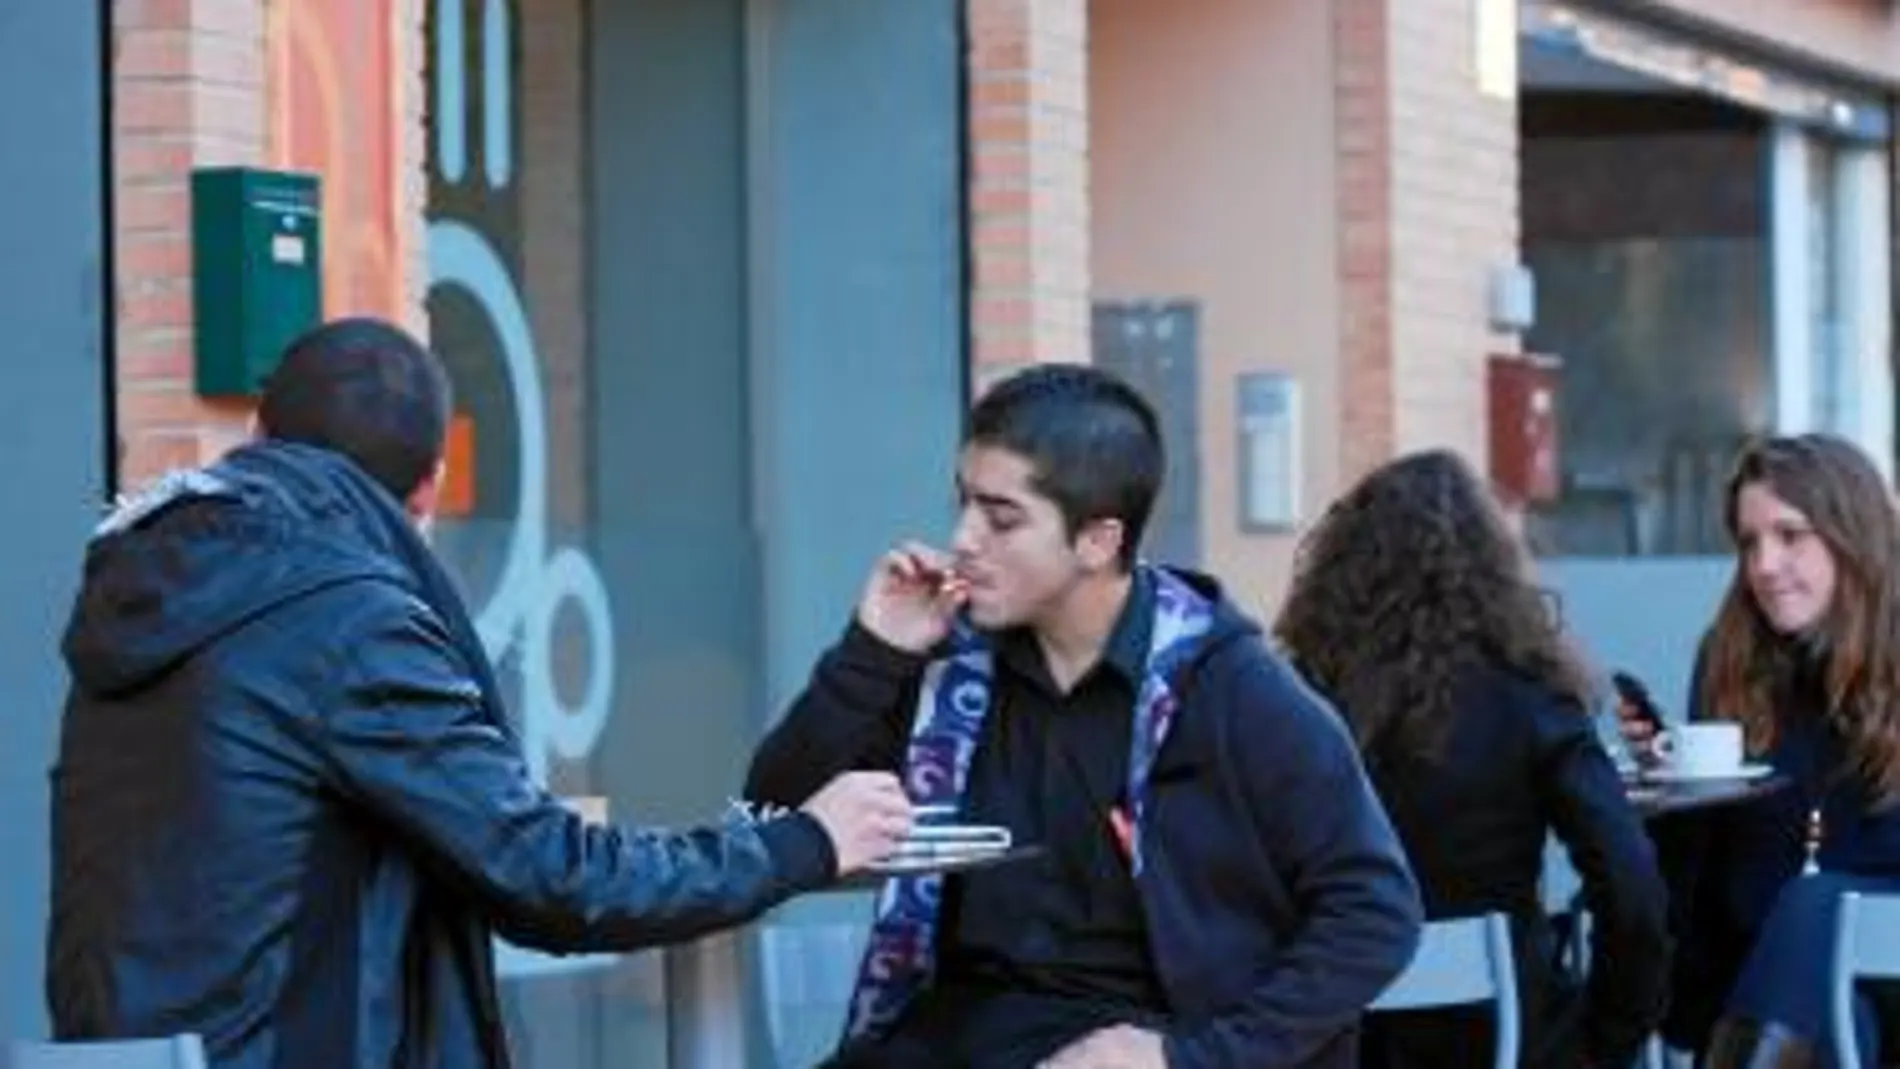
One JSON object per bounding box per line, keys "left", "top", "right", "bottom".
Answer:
{"left": 8, "top": 1036, "right": 207, "bottom": 1069}
{"left": 1370, "top": 912, "right": 1520, "bottom": 1069}
{"left": 1832, "top": 890, "right": 1900, "bottom": 1069}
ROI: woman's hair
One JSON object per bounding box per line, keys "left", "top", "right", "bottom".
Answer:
{"left": 1275, "top": 449, "right": 1593, "bottom": 765}
{"left": 1700, "top": 433, "right": 1900, "bottom": 797}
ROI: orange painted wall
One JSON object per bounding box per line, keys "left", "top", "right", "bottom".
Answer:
{"left": 267, "top": 0, "right": 405, "bottom": 322}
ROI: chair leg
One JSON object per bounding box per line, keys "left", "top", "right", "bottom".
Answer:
{"left": 1650, "top": 1038, "right": 1697, "bottom": 1069}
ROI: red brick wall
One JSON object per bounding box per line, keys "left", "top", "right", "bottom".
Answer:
{"left": 1385, "top": 0, "right": 1520, "bottom": 462}
{"left": 966, "top": 0, "right": 1092, "bottom": 391}
{"left": 1333, "top": 0, "right": 1520, "bottom": 481}
{"left": 113, "top": 0, "right": 268, "bottom": 487}
{"left": 1334, "top": 0, "right": 1397, "bottom": 485}
{"left": 110, "top": 0, "right": 427, "bottom": 490}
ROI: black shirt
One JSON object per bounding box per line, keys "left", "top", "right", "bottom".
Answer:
{"left": 937, "top": 568, "right": 1165, "bottom": 1012}
{"left": 1357, "top": 666, "right": 1670, "bottom": 1068}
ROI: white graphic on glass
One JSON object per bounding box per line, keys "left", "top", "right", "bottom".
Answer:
{"left": 428, "top": 0, "right": 614, "bottom": 787}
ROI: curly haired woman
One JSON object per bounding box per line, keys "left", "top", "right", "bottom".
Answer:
{"left": 1278, "top": 448, "right": 1669, "bottom": 1069}
{"left": 1619, "top": 434, "right": 1900, "bottom": 1066}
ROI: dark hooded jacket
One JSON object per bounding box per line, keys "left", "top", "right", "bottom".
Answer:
{"left": 746, "top": 567, "right": 1424, "bottom": 1068}
{"left": 46, "top": 441, "right": 834, "bottom": 1069}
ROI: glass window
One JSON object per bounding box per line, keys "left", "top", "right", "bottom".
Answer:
{"left": 1521, "top": 94, "right": 1773, "bottom": 557}
{"left": 422, "top": 2, "right": 966, "bottom": 1065}
{"left": 426, "top": 0, "right": 759, "bottom": 1061}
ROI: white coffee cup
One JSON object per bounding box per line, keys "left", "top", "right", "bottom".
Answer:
{"left": 1651, "top": 722, "right": 1745, "bottom": 776}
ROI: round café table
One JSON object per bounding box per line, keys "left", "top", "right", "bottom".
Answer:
{"left": 1624, "top": 768, "right": 1792, "bottom": 819}
{"left": 1547, "top": 770, "right": 1792, "bottom": 1011}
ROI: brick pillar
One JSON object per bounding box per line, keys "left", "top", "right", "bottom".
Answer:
{"left": 1333, "top": 0, "right": 1520, "bottom": 480}
{"left": 1334, "top": 0, "right": 1396, "bottom": 484}
{"left": 1385, "top": 0, "right": 1518, "bottom": 463}
{"left": 965, "top": 0, "right": 1091, "bottom": 392}
{"left": 113, "top": 0, "right": 270, "bottom": 487}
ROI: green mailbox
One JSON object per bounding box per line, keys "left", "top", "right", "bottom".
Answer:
{"left": 190, "top": 166, "right": 323, "bottom": 397}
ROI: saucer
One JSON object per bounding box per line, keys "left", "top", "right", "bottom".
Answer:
{"left": 902, "top": 823, "right": 1012, "bottom": 847}
{"left": 1642, "top": 762, "right": 1774, "bottom": 784}
{"left": 861, "top": 843, "right": 1043, "bottom": 879}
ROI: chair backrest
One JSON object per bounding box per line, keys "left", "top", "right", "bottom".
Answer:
{"left": 7, "top": 1036, "right": 207, "bottom": 1069}
{"left": 1831, "top": 891, "right": 1900, "bottom": 1069}
{"left": 1370, "top": 912, "right": 1519, "bottom": 1069}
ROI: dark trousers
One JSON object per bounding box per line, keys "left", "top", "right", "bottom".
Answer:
{"left": 1723, "top": 872, "right": 1900, "bottom": 1066}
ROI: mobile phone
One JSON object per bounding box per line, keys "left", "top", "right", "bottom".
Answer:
{"left": 1610, "top": 671, "right": 1667, "bottom": 734}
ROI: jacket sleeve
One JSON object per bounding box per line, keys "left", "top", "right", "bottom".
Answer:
{"left": 310, "top": 601, "right": 837, "bottom": 954}
{"left": 744, "top": 620, "right": 926, "bottom": 807}
{"left": 1165, "top": 647, "right": 1425, "bottom": 1069}
{"left": 1534, "top": 699, "right": 1673, "bottom": 1066}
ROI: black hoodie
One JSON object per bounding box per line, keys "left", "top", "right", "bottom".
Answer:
{"left": 47, "top": 441, "right": 834, "bottom": 1069}
{"left": 747, "top": 567, "right": 1423, "bottom": 1069}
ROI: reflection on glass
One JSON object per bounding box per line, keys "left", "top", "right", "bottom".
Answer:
{"left": 425, "top": 0, "right": 667, "bottom": 1063}
{"left": 1522, "top": 97, "right": 1772, "bottom": 557}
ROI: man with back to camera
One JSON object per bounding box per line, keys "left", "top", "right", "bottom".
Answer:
{"left": 745, "top": 364, "right": 1423, "bottom": 1068}
{"left": 46, "top": 317, "right": 913, "bottom": 1068}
